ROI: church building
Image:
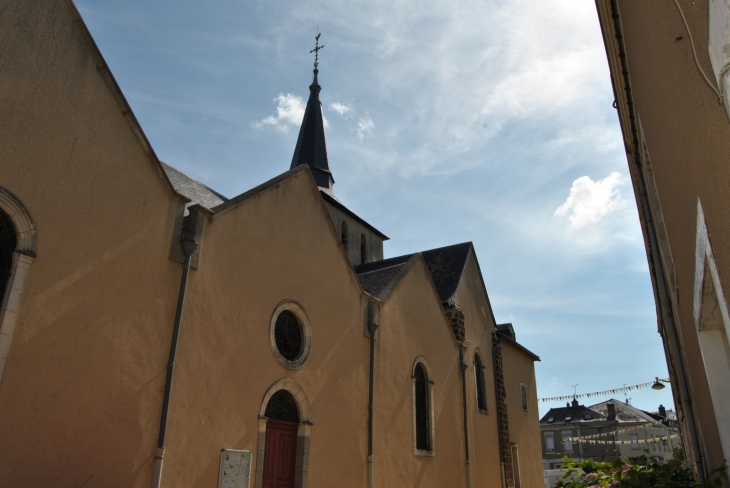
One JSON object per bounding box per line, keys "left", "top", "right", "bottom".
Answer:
{"left": 0, "top": 1, "right": 542, "bottom": 487}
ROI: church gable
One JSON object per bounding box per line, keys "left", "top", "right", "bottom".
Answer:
{"left": 201, "top": 165, "right": 366, "bottom": 299}
{"left": 0, "top": 0, "right": 179, "bottom": 201}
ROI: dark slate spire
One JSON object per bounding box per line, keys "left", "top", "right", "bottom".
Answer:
{"left": 290, "top": 33, "right": 334, "bottom": 190}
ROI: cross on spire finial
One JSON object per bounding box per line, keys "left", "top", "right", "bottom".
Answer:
{"left": 309, "top": 31, "right": 324, "bottom": 71}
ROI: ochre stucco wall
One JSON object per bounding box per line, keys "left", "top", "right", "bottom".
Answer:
{"left": 454, "top": 253, "right": 504, "bottom": 488}
{"left": 502, "top": 341, "right": 542, "bottom": 487}
{"left": 0, "top": 2, "right": 543, "bottom": 487}
{"left": 0, "top": 1, "right": 182, "bottom": 486}
{"left": 374, "top": 258, "right": 467, "bottom": 488}
{"left": 163, "top": 170, "right": 371, "bottom": 487}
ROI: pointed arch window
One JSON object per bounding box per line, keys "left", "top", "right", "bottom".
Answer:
{"left": 415, "top": 364, "right": 430, "bottom": 450}
{"left": 360, "top": 234, "right": 367, "bottom": 265}
{"left": 341, "top": 221, "right": 348, "bottom": 251}
{"left": 411, "top": 359, "right": 435, "bottom": 455}
{"left": 474, "top": 353, "right": 488, "bottom": 412}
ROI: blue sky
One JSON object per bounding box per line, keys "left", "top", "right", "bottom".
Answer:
{"left": 75, "top": 0, "right": 675, "bottom": 416}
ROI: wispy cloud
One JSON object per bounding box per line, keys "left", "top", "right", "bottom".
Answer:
{"left": 329, "top": 102, "right": 352, "bottom": 115}
{"left": 356, "top": 116, "right": 375, "bottom": 140}
{"left": 555, "top": 172, "right": 623, "bottom": 229}
{"left": 253, "top": 93, "right": 306, "bottom": 133}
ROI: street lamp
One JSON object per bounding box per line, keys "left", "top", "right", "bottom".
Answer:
{"left": 652, "top": 377, "right": 669, "bottom": 390}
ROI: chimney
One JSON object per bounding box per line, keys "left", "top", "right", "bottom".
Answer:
{"left": 658, "top": 404, "right": 666, "bottom": 417}
{"left": 571, "top": 398, "right": 579, "bottom": 408}
{"left": 607, "top": 403, "right": 616, "bottom": 420}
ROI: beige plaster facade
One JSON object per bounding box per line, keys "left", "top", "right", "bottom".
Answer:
{"left": 595, "top": 0, "right": 730, "bottom": 481}
{"left": 0, "top": 1, "right": 542, "bottom": 487}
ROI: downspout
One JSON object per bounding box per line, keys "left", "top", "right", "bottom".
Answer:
{"left": 366, "top": 303, "right": 379, "bottom": 488}
{"left": 458, "top": 343, "right": 472, "bottom": 488}
{"left": 606, "top": 0, "right": 705, "bottom": 480}
{"left": 152, "top": 235, "right": 199, "bottom": 488}
{"left": 492, "top": 334, "right": 506, "bottom": 488}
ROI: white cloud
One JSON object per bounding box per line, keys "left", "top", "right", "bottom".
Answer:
{"left": 555, "top": 172, "right": 623, "bottom": 229}
{"left": 329, "top": 102, "right": 352, "bottom": 115}
{"left": 356, "top": 116, "right": 375, "bottom": 140}
{"left": 253, "top": 93, "right": 306, "bottom": 133}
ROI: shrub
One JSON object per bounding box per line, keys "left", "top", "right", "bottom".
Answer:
{"left": 554, "top": 449, "right": 725, "bottom": 488}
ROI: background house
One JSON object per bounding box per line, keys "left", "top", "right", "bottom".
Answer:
{"left": 540, "top": 399, "right": 680, "bottom": 470}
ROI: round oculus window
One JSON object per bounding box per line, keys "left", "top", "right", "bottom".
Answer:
{"left": 274, "top": 310, "right": 303, "bottom": 361}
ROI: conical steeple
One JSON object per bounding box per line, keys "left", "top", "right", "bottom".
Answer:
{"left": 290, "top": 34, "right": 334, "bottom": 190}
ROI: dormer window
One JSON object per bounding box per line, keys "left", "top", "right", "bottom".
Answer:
{"left": 584, "top": 414, "right": 591, "bottom": 420}
{"left": 547, "top": 417, "right": 554, "bottom": 423}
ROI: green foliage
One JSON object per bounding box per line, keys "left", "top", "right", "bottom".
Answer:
{"left": 553, "top": 449, "right": 726, "bottom": 488}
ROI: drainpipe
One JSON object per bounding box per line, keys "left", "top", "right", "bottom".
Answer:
{"left": 458, "top": 341, "right": 472, "bottom": 488}
{"left": 367, "top": 303, "right": 379, "bottom": 488}
{"left": 492, "top": 334, "right": 506, "bottom": 488}
{"left": 152, "top": 235, "right": 199, "bottom": 488}
{"left": 606, "top": 0, "right": 705, "bottom": 480}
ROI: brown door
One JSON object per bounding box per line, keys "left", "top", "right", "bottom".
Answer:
{"left": 262, "top": 419, "right": 299, "bottom": 488}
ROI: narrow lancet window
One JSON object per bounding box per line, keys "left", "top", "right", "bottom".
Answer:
{"left": 414, "top": 363, "right": 431, "bottom": 451}
{"left": 341, "top": 221, "right": 348, "bottom": 251}
{"left": 474, "top": 353, "right": 487, "bottom": 411}
{"left": 360, "top": 234, "right": 367, "bottom": 264}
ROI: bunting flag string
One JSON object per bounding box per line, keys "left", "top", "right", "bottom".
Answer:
{"left": 566, "top": 422, "right": 674, "bottom": 441}
{"left": 539, "top": 379, "right": 669, "bottom": 403}
{"left": 566, "top": 434, "right": 680, "bottom": 445}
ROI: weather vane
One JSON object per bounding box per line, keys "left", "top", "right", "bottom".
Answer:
{"left": 309, "top": 30, "right": 324, "bottom": 70}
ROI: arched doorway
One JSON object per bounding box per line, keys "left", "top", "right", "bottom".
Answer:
{"left": 262, "top": 390, "right": 299, "bottom": 488}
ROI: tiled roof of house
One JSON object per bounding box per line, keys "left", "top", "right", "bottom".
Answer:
{"left": 540, "top": 405, "right": 607, "bottom": 424}
{"left": 589, "top": 399, "right": 658, "bottom": 423}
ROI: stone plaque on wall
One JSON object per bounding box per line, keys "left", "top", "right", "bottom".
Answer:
{"left": 218, "top": 449, "right": 251, "bottom": 488}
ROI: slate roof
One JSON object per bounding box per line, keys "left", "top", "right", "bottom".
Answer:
{"left": 589, "top": 399, "right": 658, "bottom": 424}
{"left": 320, "top": 190, "right": 389, "bottom": 239}
{"left": 540, "top": 404, "right": 607, "bottom": 424}
{"left": 160, "top": 162, "right": 228, "bottom": 211}
{"left": 355, "top": 242, "right": 473, "bottom": 304}
{"left": 356, "top": 261, "right": 412, "bottom": 299}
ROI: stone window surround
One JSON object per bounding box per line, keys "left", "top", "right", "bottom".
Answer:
{"left": 256, "top": 378, "right": 312, "bottom": 488}
{"left": 0, "top": 187, "right": 36, "bottom": 383}
{"left": 473, "top": 348, "right": 488, "bottom": 414}
{"left": 411, "top": 355, "right": 436, "bottom": 457}
{"left": 270, "top": 300, "right": 312, "bottom": 370}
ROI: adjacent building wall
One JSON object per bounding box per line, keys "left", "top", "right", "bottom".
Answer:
{"left": 596, "top": 0, "right": 730, "bottom": 477}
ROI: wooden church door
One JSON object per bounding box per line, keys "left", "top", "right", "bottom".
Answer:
{"left": 262, "top": 419, "right": 298, "bottom": 488}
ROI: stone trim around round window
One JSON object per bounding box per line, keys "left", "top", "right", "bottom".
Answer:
{"left": 270, "top": 300, "right": 312, "bottom": 370}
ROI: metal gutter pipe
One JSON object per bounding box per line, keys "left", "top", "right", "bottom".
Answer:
{"left": 367, "top": 308, "right": 379, "bottom": 488}
{"left": 152, "top": 236, "right": 199, "bottom": 488}
{"left": 458, "top": 344, "right": 472, "bottom": 488}
{"left": 606, "top": 0, "right": 705, "bottom": 479}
